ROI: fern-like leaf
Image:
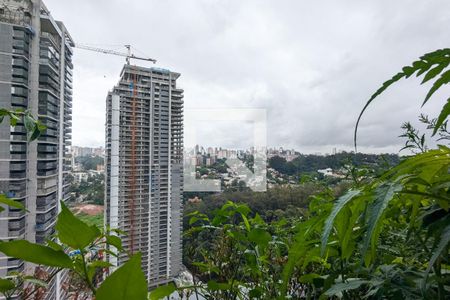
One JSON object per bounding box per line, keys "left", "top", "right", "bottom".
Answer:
{"left": 354, "top": 48, "right": 450, "bottom": 150}
{"left": 320, "top": 189, "right": 361, "bottom": 255}
{"left": 281, "top": 215, "right": 326, "bottom": 296}
{"left": 361, "top": 182, "right": 402, "bottom": 265}
{"left": 381, "top": 146, "right": 450, "bottom": 180}
{"left": 426, "top": 223, "right": 450, "bottom": 275}
{"left": 354, "top": 72, "right": 405, "bottom": 150}
{"left": 433, "top": 98, "right": 450, "bottom": 136}
{"left": 423, "top": 70, "right": 450, "bottom": 106}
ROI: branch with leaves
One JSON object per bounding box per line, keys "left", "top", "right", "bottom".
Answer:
{"left": 0, "top": 108, "right": 46, "bottom": 141}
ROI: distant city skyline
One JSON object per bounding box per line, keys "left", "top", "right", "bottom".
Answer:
{"left": 72, "top": 143, "right": 400, "bottom": 156}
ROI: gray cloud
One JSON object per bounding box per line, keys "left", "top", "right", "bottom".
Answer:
{"left": 45, "top": 0, "right": 450, "bottom": 153}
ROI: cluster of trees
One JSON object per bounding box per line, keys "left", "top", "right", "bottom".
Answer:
{"left": 269, "top": 152, "right": 400, "bottom": 176}
{"left": 71, "top": 174, "right": 105, "bottom": 205}
{"left": 184, "top": 181, "right": 350, "bottom": 224}
{"left": 75, "top": 156, "right": 104, "bottom": 171}
{"left": 210, "top": 158, "right": 228, "bottom": 173}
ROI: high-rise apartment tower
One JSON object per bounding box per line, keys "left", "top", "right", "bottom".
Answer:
{"left": 0, "top": 0, "right": 73, "bottom": 298}
{"left": 105, "top": 65, "right": 183, "bottom": 288}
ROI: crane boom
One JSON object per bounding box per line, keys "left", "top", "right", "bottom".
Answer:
{"left": 75, "top": 44, "right": 157, "bottom": 64}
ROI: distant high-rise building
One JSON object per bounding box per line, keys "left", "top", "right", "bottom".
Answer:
{"left": 105, "top": 65, "right": 184, "bottom": 288}
{"left": 0, "top": 0, "right": 73, "bottom": 298}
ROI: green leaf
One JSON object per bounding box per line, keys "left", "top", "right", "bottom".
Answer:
{"left": 103, "top": 248, "right": 119, "bottom": 258}
{"left": 23, "top": 114, "right": 34, "bottom": 133}
{"left": 23, "top": 277, "right": 48, "bottom": 288}
{"left": 426, "top": 223, "right": 450, "bottom": 275}
{"left": 433, "top": 98, "right": 450, "bottom": 136}
{"left": 90, "top": 260, "right": 113, "bottom": 268}
{"left": 0, "top": 194, "right": 26, "bottom": 211}
{"left": 299, "top": 273, "right": 321, "bottom": 284}
{"left": 340, "top": 200, "right": 365, "bottom": 260}
{"left": 0, "top": 278, "right": 15, "bottom": 293}
{"left": 29, "top": 126, "right": 41, "bottom": 141}
{"left": 0, "top": 240, "right": 72, "bottom": 268}
{"left": 207, "top": 280, "right": 230, "bottom": 291}
{"left": 236, "top": 203, "right": 251, "bottom": 216}
{"left": 249, "top": 287, "right": 263, "bottom": 298}
{"left": 362, "top": 182, "right": 402, "bottom": 264}
{"left": 191, "top": 262, "right": 219, "bottom": 274}
{"left": 241, "top": 214, "right": 251, "bottom": 232}
{"left": 0, "top": 108, "right": 9, "bottom": 117}
{"left": 381, "top": 147, "right": 450, "bottom": 180}
{"left": 87, "top": 261, "right": 113, "bottom": 281}
{"left": 324, "top": 279, "right": 368, "bottom": 297}
{"left": 105, "top": 235, "right": 123, "bottom": 251}
{"left": 248, "top": 228, "right": 271, "bottom": 247}
{"left": 189, "top": 216, "right": 200, "bottom": 225}
{"left": 149, "top": 283, "right": 176, "bottom": 300}
{"left": 46, "top": 239, "right": 63, "bottom": 251}
{"left": 281, "top": 216, "right": 326, "bottom": 296}
{"left": 109, "top": 227, "right": 126, "bottom": 236}
{"left": 423, "top": 69, "right": 450, "bottom": 105}
{"left": 9, "top": 112, "right": 19, "bottom": 126}
{"left": 55, "top": 201, "right": 101, "bottom": 249}
{"left": 97, "top": 254, "right": 147, "bottom": 300}
{"left": 421, "top": 61, "right": 449, "bottom": 84}
{"left": 353, "top": 48, "right": 450, "bottom": 149}
{"left": 321, "top": 189, "right": 361, "bottom": 255}
{"left": 354, "top": 72, "right": 405, "bottom": 149}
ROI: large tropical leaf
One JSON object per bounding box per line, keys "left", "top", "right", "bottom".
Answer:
{"left": 149, "top": 283, "right": 176, "bottom": 300}
{"left": 0, "top": 240, "right": 72, "bottom": 268}
{"left": 0, "top": 278, "right": 15, "bottom": 293}
{"left": 96, "top": 254, "right": 147, "bottom": 300}
{"left": 55, "top": 201, "right": 101, "bottom": 249}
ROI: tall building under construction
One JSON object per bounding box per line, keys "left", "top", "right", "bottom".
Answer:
{"left": 105, "top": 65, "right": 184, "bottom": 287}
{"left": 0, "top": 0, "right": 73, "bottom": 298}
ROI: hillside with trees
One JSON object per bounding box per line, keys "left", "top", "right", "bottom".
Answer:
{"left": 269, "top": 152, "right": 400, "bottom": 176}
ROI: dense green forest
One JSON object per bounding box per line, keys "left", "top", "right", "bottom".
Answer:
{"left": 75, "top": 155, "right": 104, "bottom": 171}
{"left": 184, "top": 182, "right": 351, "bottom": 223}
{"left": 71, "top": 173, "right": 105, "bottom": 205}
{"left": 268, "top": 152, "right": 400, "bottom": 176}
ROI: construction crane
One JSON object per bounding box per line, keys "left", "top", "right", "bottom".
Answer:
{"left": 75, "top": 44, "right": 157, "bottom": 64}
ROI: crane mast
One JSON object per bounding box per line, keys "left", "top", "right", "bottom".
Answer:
{"left": 75, "top": 43, "right": 157, "bottom": 64}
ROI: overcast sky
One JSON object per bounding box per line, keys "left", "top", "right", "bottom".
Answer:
{"left": 45, "top": 0, "right": 450, "bottom": 154}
